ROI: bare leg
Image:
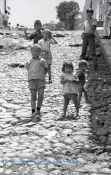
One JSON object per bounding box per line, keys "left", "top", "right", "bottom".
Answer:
{"left": 48, "top": 64, "right": 52, "bottom": 83}
{"left": 78, "top": 85, "right": 83, "bottom": 106}
{"left": 72, "top": 94, "right": 79, "bottom": 116}
{"left": 82, "top": 87, "right": 89, "bottom": 103}
{"left": 63, "top": 95, "right": 69, "bottom": 117}
{"left": 37, "top": 87, "right": 44, "bottom": 111}
{"left": 31, "top": 89, "right": 37, "bottom": 112}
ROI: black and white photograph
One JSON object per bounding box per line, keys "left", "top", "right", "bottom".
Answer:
{"left": 0, "top": 0, "right": 111, "bottom": 174}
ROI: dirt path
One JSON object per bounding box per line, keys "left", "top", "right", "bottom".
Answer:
{"left": 0, "top": 30, "right": 111, "bottom": 175}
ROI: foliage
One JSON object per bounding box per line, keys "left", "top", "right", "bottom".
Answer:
{"left": 56, "top": 1, "right": 80, "bottom": 30}
{"left": 43, "top": 21, "right": 64, "bottom": 31}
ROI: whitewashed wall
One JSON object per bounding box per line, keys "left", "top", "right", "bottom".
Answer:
{"left": 0, "top": 0, "right": 4, "bottom": 14}
{"left": 82, "top": 0, "right": 101, "bottom": 21}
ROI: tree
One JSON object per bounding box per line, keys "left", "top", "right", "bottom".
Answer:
{"left": 56, "top": 1, "right": 80, "bottom": 30}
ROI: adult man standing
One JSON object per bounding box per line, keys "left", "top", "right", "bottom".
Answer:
{"left": 3, "top": 10, "right": 9, "bottom": 27}
{"left": 80, "top": 8, "right": 98, "bottom": 70}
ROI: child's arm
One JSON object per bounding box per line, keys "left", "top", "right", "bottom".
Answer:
{"left": 72, "top": 76, "right": 79, "bottom": 83}
{"left": 24, "top": 28, "right": 29, "bottom": 40}
{"left": 50, "top": 36, "right": 58, "bottom": 44}
{"left": 25, "top": 59, "right": 32, "bottom": 70}
{"left": 61, "top": 75, "right": 71, "bottom": 84}
{"left": 41, "top": 59, "right": 48, "bottom": 74}
{"left": 61, "top": 75, "right": 65, "bottom": 84}
{"left": 25, "top": 62, "right": 30, "bottom": 70}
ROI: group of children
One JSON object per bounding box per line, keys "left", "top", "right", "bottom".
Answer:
{"left": 25, "top": 20, "right": 89, "bottom": 120}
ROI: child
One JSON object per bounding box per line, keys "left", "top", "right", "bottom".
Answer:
{"left": 26, "top": 44, "right": 48, "bottom": 117}
{"left": 76, "top": 60, "right": 89, "bottom": 106}
{"left": 60, "top": 62, "right": 79, "bottom": 119}
{"left": 24, "top": 20, "right": 43, "bottom": 44}
{"left": 38, "top": 29, "right": 58, "bottom": 83}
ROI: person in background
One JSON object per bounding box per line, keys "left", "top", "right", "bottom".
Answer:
{"left": 24, "top": 20, "right": 43, "bottom": 44}
{"left": 26, "top": 44, "right": 48, "bottom": 118}
{"left": 60, "top": 62, "right": 79, "bottom": 119}
{"left": 0, "top": 10, "right": 3, "bottom": 28}
{"left": 80, "top": 8, "right": 98, "bottom": 70}
{"left": 3, "top": 10, "right": 9, "bottom": 27}
{"left": 102, "top": 0, "right": 111, "bottom": 39}
{"left": 76, "top": 60, "right": 89, "bottom": 106}
{"left": 38, "top": 29, "right": 58, "bottom": 83}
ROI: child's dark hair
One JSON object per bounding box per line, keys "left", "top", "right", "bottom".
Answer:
{"left": 34, "top": 20, "right": 42, "bottom": 27}
{"left": 62, "top": 62, "right": 74, "bottom": 72}
{"left": 78, "top": 60, "right": 88, "bottom": 67}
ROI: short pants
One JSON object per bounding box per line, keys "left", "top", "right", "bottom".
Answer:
{"left": 64, "top": 93, "right": 78, "bottom": 100}
{"left": 28, "top": 79, "right": 45, "bottom": 90}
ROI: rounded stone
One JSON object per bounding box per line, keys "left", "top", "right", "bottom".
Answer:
{"left": 63, "top": 138, "right": 74, "bottom": 145}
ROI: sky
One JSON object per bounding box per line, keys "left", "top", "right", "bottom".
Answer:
{"left": 6, "top": 0, "right": 86, "bottom": 27}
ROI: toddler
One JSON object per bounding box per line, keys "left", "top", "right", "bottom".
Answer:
{"left": 60, "top": 62, "right": 79, "bottom": 119}
{"left": 38, "top": 29, "right": 58, "bottom": 83}
{"left": 76, "top": 60, "right": 89, "bottom": 106}
{"left": 26, "top": 44, "right": 48, "bottom": 117}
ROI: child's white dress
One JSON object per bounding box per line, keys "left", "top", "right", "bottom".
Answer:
{"left": 38, "top": 39, "right": 55, "bottom": 65}
{"left": 61, "top": 73, "right": 78, "bottom": 96}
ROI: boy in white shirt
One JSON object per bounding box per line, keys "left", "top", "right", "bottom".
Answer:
{"left": 80, "top": 8, "right": 98, "bottom": 70}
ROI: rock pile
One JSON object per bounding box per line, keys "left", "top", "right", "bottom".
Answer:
{"left": 87, "top": 41, "right": 111, "bottom": 145}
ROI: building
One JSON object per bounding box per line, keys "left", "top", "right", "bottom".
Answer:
{"left": 0, "top": 0, "right": 5, "bottom": 14}
{"left": 83, "top": 0, "right": 109, "bottom": 24}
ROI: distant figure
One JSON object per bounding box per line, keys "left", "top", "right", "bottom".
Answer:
{"left": 76, "top": 60, "right": 89, "bottom": 106}
{"left": 80, "top": 8, "right": 98, "bottom": 70}
{"left": 3, "top": 10, "right": 9, "bottom": 27}
{"left": 26, "top": 44, "right": 48, "bottom": 118}
{"left": 38, "top": 29, "right": 58, "bottom": 83}
{"left": 102, "top": 0, "right": 111, "bottom": 39}
{"left": 0, "top": 10, "right": 3, "bottom": 28}
{"left": 24, "top": 20, "right": 43, "bottom": 43}
{"left": 60, "top": 62, "right": 79, "bottom": 119}
{"left": 8, "top": 22, "right": 11, "bottom": 30}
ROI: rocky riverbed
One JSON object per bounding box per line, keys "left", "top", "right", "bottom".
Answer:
{"left": 0, "top": 29, "right": 111, "bottom": 175}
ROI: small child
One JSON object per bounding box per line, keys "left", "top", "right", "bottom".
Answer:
{"left": 38, "top": 29, "right": 58, "bottom": 83}
{"left": 26, "top": 44, "right": 48, "bottom": 117}
{"left": 24, "top": 20, "right": 43, "bottom": 44}
{"left": 76, "top": 60, "right": 89, "bottom": 106}
{"left": 60, "top": 62, "right": 79, "bottom": 119}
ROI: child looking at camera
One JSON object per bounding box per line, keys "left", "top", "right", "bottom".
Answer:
{"left": 26, "top": 44, "right": 48, "bottom": 117}
{"left": 76, "top": 60, "right": 89, "bottom": 106}
{"left": 60, "top": 62, "right": 79, "bottom": 119}
{"left": 38, "top": 29, "right": 58, "bottom": 83}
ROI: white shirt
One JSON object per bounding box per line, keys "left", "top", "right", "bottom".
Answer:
{"left": 61, "top": 73, "right": 78, "bottom": 95}
{"left": 38, "top": 38, "right": 56, "bottom": 60}
{"left": 83, "top": 18, "right": 97, "bottom": 34}
{"left": 26, "top": 57, "right": 48, "bottom": 81}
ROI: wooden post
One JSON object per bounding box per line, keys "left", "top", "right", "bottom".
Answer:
{"left": 4, "top": 0, "right": 6, "bottom": 13}
{"left": 110, "top": 27, "right": 111, "bottom": 39}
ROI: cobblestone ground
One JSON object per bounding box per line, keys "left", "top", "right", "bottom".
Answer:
{"left": 0, "top": 30, "right": 111, "bottom": 175}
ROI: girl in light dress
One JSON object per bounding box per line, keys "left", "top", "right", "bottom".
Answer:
{"left": 60, "top": 62, "right": 79, "bottom": 119}
{"left": 38, "top": 29, "right": 58, "bottom": 83}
